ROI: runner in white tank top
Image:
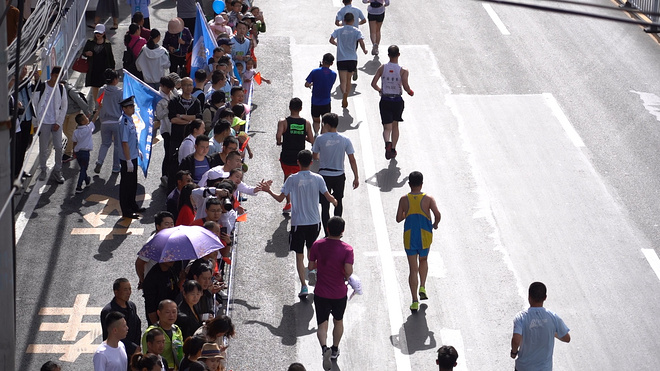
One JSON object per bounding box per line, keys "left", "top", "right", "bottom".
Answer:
{"left": 371, "top": 45, "right": 414, "bottom": 160}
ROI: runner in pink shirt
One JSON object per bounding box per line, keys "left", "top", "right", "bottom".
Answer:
{"left": 308, "top": 216, "right": 354, "bottom": 370}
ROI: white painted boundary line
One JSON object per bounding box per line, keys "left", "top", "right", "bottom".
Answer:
{"left": 483, "top": 4, "right": 511, "bottom": 36}
{"left": 543, "top": 93, "right": 585, "bottom": 148}
{"left": 354, "top": 96, "right": 412, "bottom": 371}
{"left": 15, "top": 153, "right": 55, "bottom": 243}
{"left": 642, "top": 249, "right": 660, "bottom": 282}
{"left": 440, "top": 329, "right": 468, "bottom": 371}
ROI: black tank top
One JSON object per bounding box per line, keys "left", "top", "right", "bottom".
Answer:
{"left": 280, "top": 117, "right": 307, "bottom": 165}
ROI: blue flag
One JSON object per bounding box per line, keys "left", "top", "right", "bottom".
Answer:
{"left": 122, "top": 70, "right": 164, "bottom": 177}
{"left": 191, "top": 3, "right": 217, "bottom": 85}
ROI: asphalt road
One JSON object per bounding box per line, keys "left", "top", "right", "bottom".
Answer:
{"left": 14, "top": 0, "right": 660, "bottom": 370}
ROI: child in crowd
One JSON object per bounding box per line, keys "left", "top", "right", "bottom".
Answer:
{"left": 239, "top": 58, "right": 270, "bottom": 102}
{"left": 199, "top": 343, "right": 226, "bottom": 371}
{"left": 71, "top": 114, "right": 94, "bottom": 194}
{"left": 209, "top": 14, "right": 232, "bottom": 39}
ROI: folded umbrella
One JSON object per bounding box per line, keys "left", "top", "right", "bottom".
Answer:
{"left": 138, "top": 225, "right": 224, "bottom": 263}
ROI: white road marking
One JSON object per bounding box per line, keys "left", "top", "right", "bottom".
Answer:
{"left": 354, "top": 96, "right": 412, "bottom": 371}
{"left": 543, "top": 93, "right": 585, "bottom": 148}
{"left": 642, "top": 249, "right": 660, "bottom": 282}
{"left": 440, "top": 328, "right": 468, "bottom": 371}
{"left": 15, "top": 153, "right": 55, "bottom": 243}
{"left": 483, "top": 4, "right": 511, "bottom": 36}
{"left": 630, "top": 91, "right": 660, "bottom": 122}
{"left": 363, "top": 251, "right": 446, "bottom": 277}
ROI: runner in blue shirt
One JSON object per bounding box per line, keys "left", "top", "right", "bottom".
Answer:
{"left": 305, "top": 53, "right": 337, "bottom": 136}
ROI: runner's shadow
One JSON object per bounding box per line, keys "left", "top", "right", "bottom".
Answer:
{"left": 264, "top": 218, "right": 290, "bottom": 258}
{"left": 389, "top": 304, "right": 436, "bottom": 355}
{"left": 337, "top": 109, "right": 360, "bottom": 132}
{"left": 244, "top": 300, "right": 316, "bottom": 346}
{"left": 365, "top": 159, "right": 408, "bottom": 192}
{"left": 360, "top": 56, "right": 381, "bottom": 76}
{"left": 230, "top": 298, "right": 261, "bottom": 311}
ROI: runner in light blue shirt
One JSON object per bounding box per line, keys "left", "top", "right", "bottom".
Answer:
{"left": 335, "top": 0, "right": 367, "bottom": 27}
{"left": 511, "top": 282, "right": 571, "bottom": 371}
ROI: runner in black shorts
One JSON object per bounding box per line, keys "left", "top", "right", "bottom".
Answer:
{"left": 306, "top": 54, "right": 337, "bottom": 136}
{"left": 371, "top": 45, "right": 414, "bottom": 159}
{"left": 363, "top": 0, "right": 390, "bottom": 55}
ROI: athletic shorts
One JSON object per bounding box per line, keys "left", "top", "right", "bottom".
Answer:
{"left": 405, "top": 246, "right": 430, "bottom": 257}
{"left": 368, "top": 13, "right": 385, "bottom": 23}
{"left": 379, "top": 97, "right": 404, "bottom": 125}
{"left": 337, "top": 60, "right": 358, "bottom": 72}
{"left": 289, "top": 223, "right": 321, "bottom": 254}
{"left": 314, "top": 294, "right": 348, "bottom": 324}
{"left": 319, "top": 174, "right": 346, "bottom": 202}
{"left": 311, "top": 103, "right": 332, "bottom": 119}
{"left": 280, "top": 161, "right": 300, "bottom": 178}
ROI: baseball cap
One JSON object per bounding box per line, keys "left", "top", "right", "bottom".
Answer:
{"left": 94, "top": 24, "right": 106, "bottom": 34}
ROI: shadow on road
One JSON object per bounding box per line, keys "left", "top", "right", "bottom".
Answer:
{"left": 365, "top": 159, "right": 408, "bottom": 192}
{"left": 243, "top": 300, "right": 316, "bottom": 346}
{"left": 264, "top": 218, "right": 290, "bottom": 258}
{"left": 389, "top": 303, "right": 436, "bottom": 355}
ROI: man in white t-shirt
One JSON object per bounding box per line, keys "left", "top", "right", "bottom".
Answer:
{"left": 510, "top": 282, "right": 571, "bottom": 371}
{"left": 94, "top": 311, "right": 129, "bottom": 371}
{"left": 312, "top": 113, "right": 359, "bottom": 236}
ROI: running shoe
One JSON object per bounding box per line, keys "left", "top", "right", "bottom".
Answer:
{"left": 372, "top": 43, "right": 379, "bottom": 56}
{"left": 75, "top": 186, "right": 84, "bottom": 194}
{"left": 331, "top": 347, "right": 340, "bottom": 360}
{"left": 353, "top": 70, "right": 358, "bottom": 81}
{"left": 282, "top": 203, "right": 292, "bottom": 213}
{"left": 410, "top": 301, "right": 419, "bottom": 312}
{"left": 419, "top": 286, "right": 428, "bottom": 300}
{"left": 322, "top": 346, "right": 332, "bottom": 370}
{"left": 390, "top": 148, "right": 397, "bottom": 159}
{"left": 299, "top": 285, "right": 309, "bottom": 298}
{"left": 385, "top": 142, "right": 392, "bottom": 160}
{"left": 94, "top": 163, "right": 102, "bottom": 174}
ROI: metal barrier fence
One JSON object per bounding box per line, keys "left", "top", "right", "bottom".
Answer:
{"left": 40, "top": 0, "right": 88, "bottom": 79}
{"left": 624, "top": 0, "right": 660, "bottom": 32}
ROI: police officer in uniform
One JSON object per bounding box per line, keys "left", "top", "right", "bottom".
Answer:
{"left": 119, "top": 96, "right": 146, "bottom": 219}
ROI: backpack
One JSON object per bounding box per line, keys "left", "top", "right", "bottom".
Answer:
{"left": 66, "top": 85, "right": 88, "bottom": 109}
{"left": 35, "top": 81, "right": 65, "bottom": 111}
{"left": 123, "top": 39, "right": 140, "bottom": 74}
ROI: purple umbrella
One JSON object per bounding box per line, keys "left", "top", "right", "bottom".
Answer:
{"left": 138, "top": 225, "right": 224, "bottom": 262}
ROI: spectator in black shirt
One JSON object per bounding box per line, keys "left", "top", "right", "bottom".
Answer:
{"left": 143, "top": 262, "right": 181, "bottom": 325}
{"left": 100, "top": 278, "right": 142, "bottom": 361}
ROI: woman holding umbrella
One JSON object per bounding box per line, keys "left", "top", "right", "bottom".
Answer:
{"left": 177, "top": 280, "right": 204, "bottom": 339}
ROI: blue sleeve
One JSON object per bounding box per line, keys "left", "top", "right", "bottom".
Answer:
{"left": 318, "top": 176, "right": 328, "bottom": 194}
{"left": 513, "top": 312, "right": 524, "bottom": 335}
{"left": 120, "top": 120, "right": 130, "bottom": 143}
{"left": 345, "top": 137, "right": 355, "bottom": 155}
{"left": 306, "top": 70, "right": 315, "bottom": 83}
{"left": 554, "top": 314, "right": 570, "bottom": 338}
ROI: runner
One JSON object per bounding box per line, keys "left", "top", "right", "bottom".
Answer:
{"left": 263, "top": 150, "right": 338, "bottom": 298}
{"left": 305, "top": 53, "right": 337, "bottom": 136}
{"left": 312, "top": 113, "right": 359, "bottom": 235}
{"left": 330, "top": 13, "right": 368, "bottom": 108}
{"left": 362, "top": 0, "right": 390, "bottom": 56}
{"left": 395, "top": 171, "right": 441, "bottom": 312}
{"left": 308, "top": 216, "right": 354, "bottom": 371}
{"left": 276, "top": 98, "right": 315, "bottom": 214}
{"left": 371, "top": 45, "right": 413, "bottom": 159}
